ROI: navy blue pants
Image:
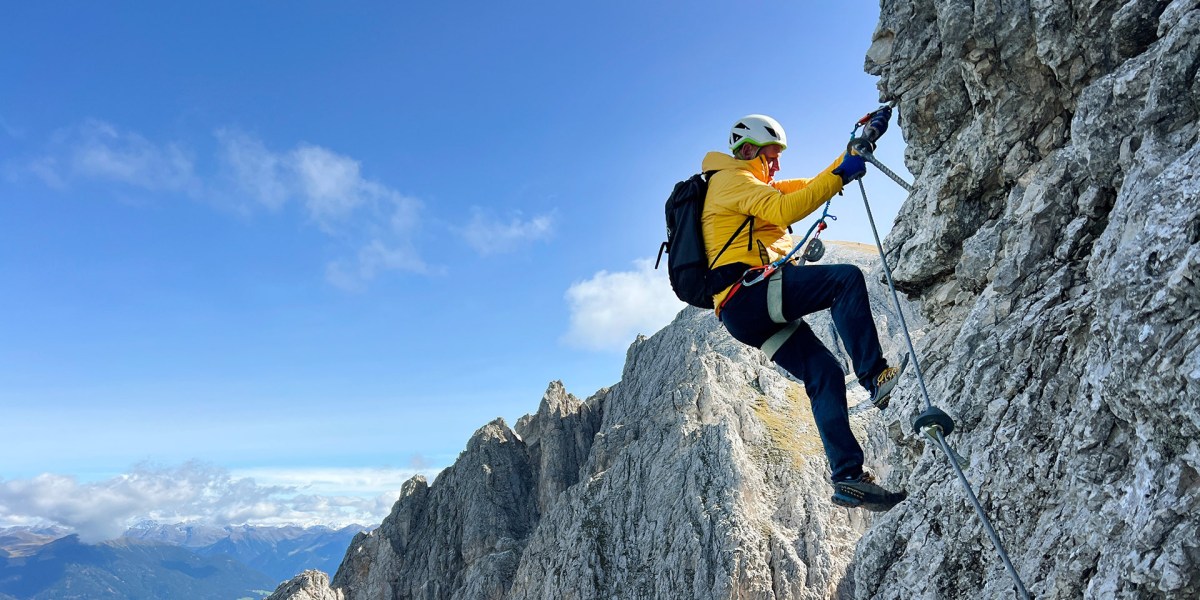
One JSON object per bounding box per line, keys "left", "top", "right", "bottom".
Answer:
{"left": 720, "top": 263, "right": 887, "bottom": 482}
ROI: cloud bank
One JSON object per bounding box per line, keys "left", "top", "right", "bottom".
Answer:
{"left": 0, "top": 461, "right": 440, "bottom": 543}
{"left": 562, "top": 258, "right": 685, "bottom": 351}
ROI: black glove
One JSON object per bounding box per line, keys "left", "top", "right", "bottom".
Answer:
{"left": 862, "top": 106, "right": 892, "bottom": 145}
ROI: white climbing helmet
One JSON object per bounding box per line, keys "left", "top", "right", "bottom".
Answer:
{"left": 729, "top": 114, "right": 788, "bottom": 153}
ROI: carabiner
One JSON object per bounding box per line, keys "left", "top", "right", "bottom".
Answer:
{"left": 740, "top": 265, "right": 775, "bottom": 288}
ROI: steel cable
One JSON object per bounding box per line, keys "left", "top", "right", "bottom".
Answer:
{"left": 856, "top": 174, "right": 1031, "bottom": 600}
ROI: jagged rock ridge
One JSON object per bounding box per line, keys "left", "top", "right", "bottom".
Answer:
{"left": 269, "top": 242, "right": 920, "bottom": 600}
{"left": 267, "top": 570, "right": 343, "bottom": 600}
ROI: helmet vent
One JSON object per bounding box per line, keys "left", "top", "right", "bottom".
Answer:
{"left": 728, "top": 114, "right": 786, "bottom": 152}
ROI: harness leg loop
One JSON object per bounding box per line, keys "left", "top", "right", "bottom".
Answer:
{"left": 761, "top": 321, "right": 800, "bottom": 360}
{"left": 767, "top": 269, "right": 787, "bottom": 324}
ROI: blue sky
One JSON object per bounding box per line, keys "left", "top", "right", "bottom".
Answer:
{"left": 0, "top": 2, "right": 911, "bottom": 533}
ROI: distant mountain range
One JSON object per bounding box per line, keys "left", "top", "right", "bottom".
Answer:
{"left": 0, "top": 523, "right": 369, "bottom": 600}
{"left": 0, "top": 528, "right": 64, "bottom": 560}
{"left": 0, "top": 534, "right": 274, "bottom": 600}
{"left": 122, "top": 522, "right": 368, "bottom": 582}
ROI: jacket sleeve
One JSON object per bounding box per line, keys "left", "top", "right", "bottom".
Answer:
{"left": 714, "top": 167, "right": 844, "bottom": 227}
{"left": 771, "top": 178, "right": 811, "bottom": 194}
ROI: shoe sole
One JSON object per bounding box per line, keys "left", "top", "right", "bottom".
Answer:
{"left": 831, "top": 492, "right": 903, "bottom": 512}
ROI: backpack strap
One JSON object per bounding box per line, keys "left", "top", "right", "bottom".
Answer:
{"left": 708, "top": 215, "right": 754, "bottom": 270}
{"left": 705, "top": 170, "right": 755, "bottom": 271}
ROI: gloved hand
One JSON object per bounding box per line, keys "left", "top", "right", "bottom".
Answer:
{"left": 832, "top": 151, "right": 867, "bottom": 184}
{"left": 864, "top": 106, "right": 892, "bottom": 142}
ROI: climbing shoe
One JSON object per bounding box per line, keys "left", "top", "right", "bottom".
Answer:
{"left": 831, "top": 472, "right": 907, "bottom": 511}
{"left": 869, "top": 353, "right": 908, "bottom": 410}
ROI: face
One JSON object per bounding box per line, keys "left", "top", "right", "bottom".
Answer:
{"left": 758, "top": 144, "right": 783, "bottom": 179}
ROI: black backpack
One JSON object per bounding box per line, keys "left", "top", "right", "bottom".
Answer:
{"left": 655, "top": 171, "right": 753, "bottom": 309}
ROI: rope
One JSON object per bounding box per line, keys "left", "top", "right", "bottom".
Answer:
{"left": 739, "top": 200, "right": 835, "bottom": 288}
{"left": 855, "top": 175, "right": 1031, "bottom": 600}
{"left": 776, "top": 201, "right": 835, "bottom": 267}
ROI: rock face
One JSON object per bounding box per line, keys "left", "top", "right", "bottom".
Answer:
{"left": 267, "top": 243, "right": 921, "bottom": 600}
{"left": 267, "top": 570, "right": 344, "bottom": 600}
{"left": 859, "top": 0, "right": 1200, "bottom": 598}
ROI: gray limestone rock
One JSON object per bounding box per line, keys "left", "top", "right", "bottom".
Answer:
{"left": 268, "top": 243, "right": 922, "bottom": 600}
{"left": 331, "top": 417, "right": 540, "bottom": 600}
{"left": 266, "top": 570, "right": 344, "bottom": 600}
{"left": 858, "top": 0, "right": 1200, "bottom": 598}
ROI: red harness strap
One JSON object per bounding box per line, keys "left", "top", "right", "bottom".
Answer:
{"left": 717, "top": 265, "right": 769, "bottom": 315}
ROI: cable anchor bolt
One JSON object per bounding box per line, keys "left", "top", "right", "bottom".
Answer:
{"left": 912, "top": 406, "right": 968, "bottom": 468}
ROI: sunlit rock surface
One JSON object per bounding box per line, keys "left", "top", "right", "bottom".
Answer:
{"left": 858, "top": 0, "right": 1200, "bottom": 597}
{"left": 269, "top": 243, "right": 917, "bottom": 600}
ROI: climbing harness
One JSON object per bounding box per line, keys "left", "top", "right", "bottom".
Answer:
{"left": 850, "top": 103, "right": 1032, "bottom": 600}
{"left": 718, "top": 201, "right": 838, "bottom": 360}
{"left": 741, "top": 201, "right": 837, "bottom": 288}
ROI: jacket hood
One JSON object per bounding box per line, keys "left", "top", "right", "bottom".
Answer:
{"left": 701, "top": 151, "right": 771, "bottom": 183}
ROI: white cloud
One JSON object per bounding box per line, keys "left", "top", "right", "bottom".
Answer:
{"left": 326, "top": 239, "right": 429, "bottom": 291}
{"left": 562, "top": 258, "right": 686, "bottom": 351}
{"left": 215, "top": 129, "right": 288, "bottom": 210}
{"left": 39, "top": 119, "right": 200, "bottom": 193}
{"left": 24, "top": 121, "right": 440, "bottom": 288}
{"left": 216, "top": 131, "right": 421, "bottom": 230}
{"left": 0, "top": 461, "right": 441, "bottom": 543}
{"left": 213, "top": 130, "right": 430, "bottom": 286}
{"left": 464, "top": 208, "right": 555, "bottom": 255}
{"left": 228, "top": 465, "right": 434, "bottom": 498}
{"left": 290, "top": 144, "right": 370, "bottom": 226}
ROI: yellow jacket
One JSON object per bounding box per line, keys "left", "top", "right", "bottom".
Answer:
{"left": 701, "top": 151, "right": 846, "bottom": 310}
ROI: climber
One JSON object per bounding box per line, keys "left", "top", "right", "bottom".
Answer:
{"left": 703, "top": 113, "right": 907, "bottom": 511}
